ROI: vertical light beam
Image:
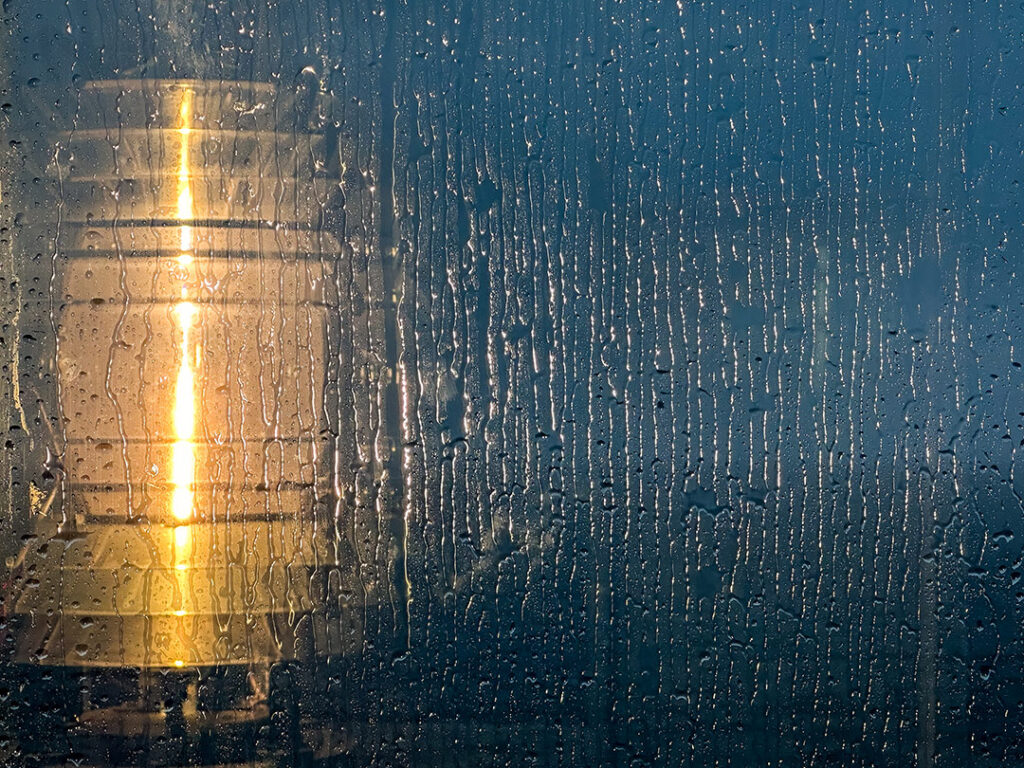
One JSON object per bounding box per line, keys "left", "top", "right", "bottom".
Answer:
{"left": 171, "top": 87, "right": 196, "bottom": 523}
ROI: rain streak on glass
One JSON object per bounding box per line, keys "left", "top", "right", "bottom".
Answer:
{"left": 2, "top": 2, "right": 1024, "bottom": 768}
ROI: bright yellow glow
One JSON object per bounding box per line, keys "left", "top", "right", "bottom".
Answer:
{"left": 170, "top": 302, "right": 196, "bottom": 522}
{"left": 179, "top": 225, "right": 194, "bottom": 256}
{"left": 172, "top": 302, "right": 197, "bottom": 438}
{"left": 173, "top": 523, "right": 191, "bottom": 572}
{"left": 174, "top": 522, "right": 192, "bottom": 552}
{"left": 170, "top": 87, "right": 197, "bottom": 523}
{"left": 164, "top": 88, "right": 198, "bottom": 665}
{"left": 171, "top": 521, "right": 193, "bottom": 664}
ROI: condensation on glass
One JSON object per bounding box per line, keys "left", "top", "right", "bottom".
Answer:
{"left": 3, "top": 2, "right": 1024, "bottom": 768}
{"left": 4, "top": 77, "right": 362, "bottom": 763}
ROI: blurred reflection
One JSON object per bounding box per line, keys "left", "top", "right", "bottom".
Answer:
{"left": 7, "top": 79, "right": 354, "bottom": 765}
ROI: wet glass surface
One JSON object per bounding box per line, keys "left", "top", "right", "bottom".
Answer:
{"left": 1, "top": 1, "right": 1023, "bottom": 766}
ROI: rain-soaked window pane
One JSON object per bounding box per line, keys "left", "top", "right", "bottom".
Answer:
{"left": 1, "top": 1, "right": 1021, "bottom": 766}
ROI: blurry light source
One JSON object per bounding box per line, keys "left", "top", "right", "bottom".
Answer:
{"left": 9, "top": 78, "right": 352, "bottom": 761}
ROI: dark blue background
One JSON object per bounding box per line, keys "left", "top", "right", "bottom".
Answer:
{"left": 3, "top": 1, "right": 1023, "bottom": 765}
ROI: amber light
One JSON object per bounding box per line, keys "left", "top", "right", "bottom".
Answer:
{"left": 6, "top": 75, "right": 356, "bottom": 766}
{"left": 171, "top": 86, "right": 197, "bottom": 525}
{"left": 11, "top": 80, "right": 348, "bottom": 676}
